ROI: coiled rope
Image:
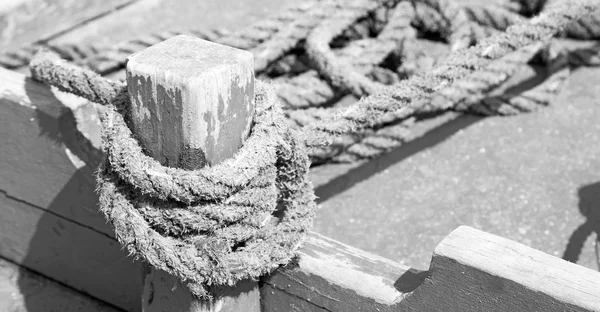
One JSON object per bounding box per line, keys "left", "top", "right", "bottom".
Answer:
{"left": 24, "top": 0, "right": 600, "bottom": 296}
{"left": 300, "top": 0, "right": 600, "bottom": 161}
{"left": 29, "top": 51, "right": 316, "bottom": 298}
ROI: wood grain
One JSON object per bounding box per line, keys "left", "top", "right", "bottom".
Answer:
{"left": 2, "top": 41, "right": 600, "bottom": 311}
{"left": 261, "top": 284, "right": 327, "bottom": 312}
{"left": 126, "top": 35, "right": 254, "bottom": 166}
{"left": 0, "top": 0, "right": 135, "bottom": 51}
{"left": 402, "top": 226, "right": 600, "bottom": 311}
{"left": 0, "top": 66, "right": 142, "bottom": 312}
{"left": 0, "top": 66, "right": 108, "bottom": 236}
{"left": 261, "top": 231, "right": 426, "bottom": 312}
{"left": 0, "top": 258, "right": 121, "bottom": 312}
{"left": 0, "top": 190, "right": 141, "bottom": 312}
{"left": 126, "top": 35, "right": 258, "bottom": 312}
{"left": 263, "top": 227, "right": 600, "bottom": 312}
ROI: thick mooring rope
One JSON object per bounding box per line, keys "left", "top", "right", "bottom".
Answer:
{"left": 29, "top": 51, "right": 316, "bottom": 298}
{"left": 302, "top": 0, "right": 599, "bottom": 159}
{"left": 25, "top": 0, "right": 600, "bottom": 296}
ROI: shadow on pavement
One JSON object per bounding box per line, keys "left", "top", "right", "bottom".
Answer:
{"left": 314, "top": 114, "right": 483, "bottom": 204}
{"left": 562, "top": 182, "right": 600, "bottom": 268}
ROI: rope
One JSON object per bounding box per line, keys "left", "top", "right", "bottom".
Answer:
{"left": 275, "top": 71, "right": 341, "bottom": 110}
{"left": 0, "top": 1, "right": 320, "bottom": 72}
{"left": 266, "top": 0, "right": 599, "bottom": 161}
{"left": 517, "top": 0, "right": 548, "bottom": 15}
{"left": 567, "top": 42, "right": 600, "bottom": 66}
{"left": 12, "top": 0, "right": 596, "bottom": 162}
{"left": 0, "top": 42, "right": 110, "bottom": 70}
{"left": 304, "top": 0, "right": 388, "bottom": 97}
{"left": 86, "top": 28, "right": 228, "bottom": 74}
{"left": 565, "top": 10, "right": 600, "bottom": 40}
{"left": 29, "top": 50, "right": 316, "bottom": 299}
{"left": 474, "top": 67, "right": 570, "bottom": 115}
{"left": 275, "top": 1, "right": 420, "bottom": 111}
{"left": 312, "top": 46, "right": 572, "bottom": 163}
{"left": 251, "top": 0, "right": 369, "bottom": 73}
{"left": 463, "top": 4, "right": 526, "bottom": 31}
{"left": 303, "top": 0, "right": 599, "bottom": 156}
{"left": 19, "top": 0, "right": 600, "bottom": 297}
{"left": 89, "top": 0, "right": 331, "bottom": 75}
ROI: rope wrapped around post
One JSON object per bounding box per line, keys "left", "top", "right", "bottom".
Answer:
{"left": 23, "top": 0, "right": 600, "bottom": 301}
{"left": 29, "top": 46, "right": 317, "bottom": 299}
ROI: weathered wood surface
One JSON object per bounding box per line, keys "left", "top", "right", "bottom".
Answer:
{"left": 0, "top": 0, "right": 136, "bottom": 51}
{"left": 402, "top": 226, "right": 600, "bottom": 311}
{"left": 126, "top": 35, "right": 254, "bottom": 167}
{"left": 2, "top": 40, "right": 600, "bottom": 312}
{"left": 0, "top": 66, "right": 142, "bottom": 311}
{"left": 126, "top": 35, "right": 258, "bottom": 312}
{"left": 261, "top": 231, "right": 425, "bottom": 312}
{"left": 0, "top": 66, "right": 108, "bottom": 234}
{"left": 0, "top": 189, "right": 140, "bottom": 311}
{"left": 0, "top": 258, "right": 120, "bottom": 312}
{"left": 263, "top": 227, "right": 600, "bottom": 312}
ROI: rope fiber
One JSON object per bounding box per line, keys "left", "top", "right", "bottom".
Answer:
{"left": 25, "top": 0, "right": 600, "bottom": 297}
{"left": 30, "top": 51, "right": 316, "bottom": 298}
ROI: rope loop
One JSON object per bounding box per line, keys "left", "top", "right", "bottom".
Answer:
{"left": 25, "top": 0, "right": 600, "bottom": 296}
{"left": 98, "top": 82, "right": 317, "bottom": 298}
{"left": 29, "top": 52, "right": 316, "bottom": 298}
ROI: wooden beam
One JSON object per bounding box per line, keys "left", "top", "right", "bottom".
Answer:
{"left": 261, "top": 231, "right": 425, "bottom": 312}
{"left": 0, "top": 66, "right": 143, "bottom": 311}
{"left": 0, "top": 189, "right": 142, "bottom": 312}
{"left": 3, "top": 42, "right": 600, "bottom": 312}
{"left": 403, "top": 226, "right": 600, "bottom": 311}
{"left": 125, "top": 35, "right": 257, "bottom": 312}
{"left": 0, "top": 0, "right": 136, "bottom": 51}
{"left": 264, "top": 227, "right": 600, "bottom": 312}
{"left": 0, "top": 67, "right": 109, "bottom": 235}
{"left": 0, "top": 257, "right": 120, "bottom": 312}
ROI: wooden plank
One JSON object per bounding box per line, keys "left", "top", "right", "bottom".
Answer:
{"left": 0, "top": 190, "right": 142, "bottom": 312}
{"left": 261, "top": 231, "right": 426, "bottom": 312}
{"left": 0, "top": 258, "right": 121, "bottom": 312}
{"left": 261, "top": 284, "right": 327, "bottom": 312}
{"left": 0, "top": 0, "right": 135, "bottom": 51}
{"left": 0, "top": 67, "right": 141, "bottom": 311}
{"left": 401, "top": 226, "right": 600, "bottom": 312}
{"left": 126, "top": 35, "right": 258, "bottom": 312}
{"left": 0, "top": 66, "right": 109, "bottom": 236}
{"left": 263, "top": 227, "right": 600, "bottom": 312}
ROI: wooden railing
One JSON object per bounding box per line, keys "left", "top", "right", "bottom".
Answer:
{"left": 264, "top": 227, "right": 600, "bottom": 311}
{"left": 1, "top": 36, "right": 600, "bottom": 312}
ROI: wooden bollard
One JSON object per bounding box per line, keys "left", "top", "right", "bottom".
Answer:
{"left": 126, "top": 35, "right": 258, "bottom": 312}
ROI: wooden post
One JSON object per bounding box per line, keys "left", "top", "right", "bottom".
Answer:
{"left": 125, "top": 35, "right": 258, "bottom": 312}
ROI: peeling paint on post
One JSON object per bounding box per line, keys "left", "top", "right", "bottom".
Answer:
{"left": 126, "top": 35, "right": 258, "bottom": 312}
{"left": 126, "top": 35, "right": 254, "bottom": 168}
